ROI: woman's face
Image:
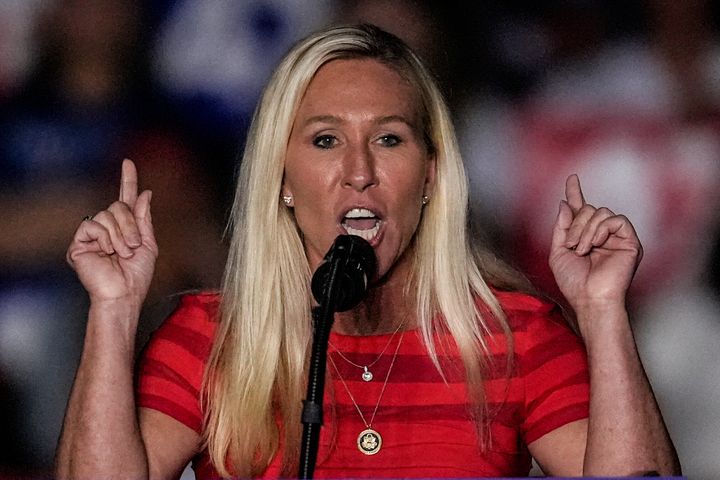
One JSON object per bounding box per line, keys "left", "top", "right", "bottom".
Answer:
{"left": 283, "top": 58, "right": 436, "bottom": 280}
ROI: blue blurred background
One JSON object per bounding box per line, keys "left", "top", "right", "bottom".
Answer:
{"left": 1, "top": 0, "right": 719, "bottom": 478}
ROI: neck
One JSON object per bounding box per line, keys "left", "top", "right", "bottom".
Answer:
{"left": 333, "top": 252, "right": 415, "bottom": 336}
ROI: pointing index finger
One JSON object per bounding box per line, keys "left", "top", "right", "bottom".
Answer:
{"left": 565, "top": 174, "right": 586, "bottom": 213}
{"left": 120, "top": 159, "right": 139, "bottom": 208}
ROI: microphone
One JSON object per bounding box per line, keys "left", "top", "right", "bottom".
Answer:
{"left": 311, "top": 235, "right": 377, "bottom": 312}
{"left": 300, "top": 235, "right": 377, "bottom": 478}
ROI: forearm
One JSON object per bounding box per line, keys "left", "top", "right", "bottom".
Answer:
{"left": 578, "top": 304, "right": 680, "bottom": 476}
{"left": 56, "top": 301, "right": 149, "bottom": 479}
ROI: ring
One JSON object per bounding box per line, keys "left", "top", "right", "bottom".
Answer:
{"left": 82, "top": 215, "right": 94, "bottom": 222}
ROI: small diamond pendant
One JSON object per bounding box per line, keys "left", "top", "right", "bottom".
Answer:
{"left": 361, "top": 367, "right": 373, "bottom": 382}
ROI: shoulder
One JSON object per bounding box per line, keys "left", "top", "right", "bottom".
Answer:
{"left": 171, "top": 291, "right": 221, "bottom": 320}
{"left": 146, "top": 291, "right": 221, "bottom": 363}
{"left": 137, "top": 292, "right": 221, "bottom": 434}
{"left": 164, "top": 291, "right": 221, "bottom": 331}
{"left": 492, "top": 289, "right": 555, "bottom": 315}
{"left": 486, "top": 290, "right": 582, "bottom": 354}
{"left": 490, "top": 290, "right": 565, "bottom": 330}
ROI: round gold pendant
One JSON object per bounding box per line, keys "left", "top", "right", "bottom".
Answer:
{"left": 357, "top": 428, "right": 382, "bottom": 455}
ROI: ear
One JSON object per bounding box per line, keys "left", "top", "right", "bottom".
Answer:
{"left": 423, "top": 152, "right": 437, "bottom": 198}
{"left": 280, "top": 183, "right": 294, "bottom": 207}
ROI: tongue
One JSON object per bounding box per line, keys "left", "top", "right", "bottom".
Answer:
{"left": 344, "top": 218, "right": 377, "bottom": 230}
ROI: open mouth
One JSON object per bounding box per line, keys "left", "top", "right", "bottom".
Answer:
{"left": 342, "top": 207, "right": 381, "bottom": 242}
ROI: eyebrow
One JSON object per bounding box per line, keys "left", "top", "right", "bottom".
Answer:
{"left": 301, "top": 114, "right": 417, "bottom": 128}
{"left": 302, "top": 115, "right": 340, "bottom": 126}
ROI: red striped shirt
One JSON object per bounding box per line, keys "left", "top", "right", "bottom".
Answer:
{"left": 137, "top": 291, "right": 589, "bottom": 478}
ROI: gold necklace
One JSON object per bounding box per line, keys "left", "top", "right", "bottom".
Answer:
{"left": 328, "top": 330, "right": 404, "bottom": 456}
{"left": 329, "top": 320, "right": 405, "bottom": 382}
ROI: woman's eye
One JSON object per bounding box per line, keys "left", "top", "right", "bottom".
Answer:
{"left": 313, "top": 135, "right": 337, "bottom": 149}
{"left": 378, "top": 135, "right": 401, "bottom": 147}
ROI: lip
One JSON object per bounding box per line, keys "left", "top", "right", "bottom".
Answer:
{"left": 337, "top": 221, "right": 384, "bottom": 247}
{"left": 336, "top": 203, "right": 385, "bottom": 247}
{"left": 336, "top": 202, "right": 385, "bottom": 223}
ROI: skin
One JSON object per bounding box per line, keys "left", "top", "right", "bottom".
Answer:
{"left": 283, "top": 59, "right": 435, "bottom": 335}
{"left": 57, "top": 160, "right": 200, "bottom": 479}
{"left": 529, "top": 175, "right": 679, "bottom": 475}
{"left": 56, "top": 59, "right": 680, "bottom": 478}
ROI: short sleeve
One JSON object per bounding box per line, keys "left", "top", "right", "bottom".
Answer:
{"left": 507, "top": 295, "right": 589, "bottom": 445}
{"left": 136, "top": 293, "right": 220, "bottom": 434}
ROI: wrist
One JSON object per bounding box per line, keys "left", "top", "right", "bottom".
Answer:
{"left": 573, "top": 300, "right": 633, "bottom": 343}
{"left": 572, "top": 297, "right": 627, "bottom": 318}
{"left": 87, "top": 299, "right": 143, "bottom": 351}
{"left": 89, "top": 295, "right": 144, "bottom": 316}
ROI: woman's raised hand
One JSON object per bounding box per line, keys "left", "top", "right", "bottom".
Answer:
{"left": 66, "top": 159, "right": 158, "bottom": 307}
{"left": 549, "top": 175, "right": 643, "bottom": 317}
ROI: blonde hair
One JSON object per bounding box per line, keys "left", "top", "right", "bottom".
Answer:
{"left": 203, "top": 24, "right": 527, "bottom": 477}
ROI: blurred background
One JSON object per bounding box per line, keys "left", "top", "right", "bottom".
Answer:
{"left": 0, "top": 0, "right": 718, "bottom": 478}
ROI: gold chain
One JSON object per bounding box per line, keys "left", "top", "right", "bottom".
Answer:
{"left": 328, "top": 329, "right": 404, "bottom": 429}
{"left": 328, "top": 319, "right": 405, "bottom": 373}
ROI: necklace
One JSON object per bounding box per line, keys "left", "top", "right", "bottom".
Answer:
{"left": 328, "top": 330, "right": 404, "bottom": 456}
{"left": 329, "top": 320, "right": 405, "bottom": 382}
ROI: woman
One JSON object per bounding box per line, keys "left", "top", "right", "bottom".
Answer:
{"left": 57, "top": 24, "right": 679, "bottom": 478}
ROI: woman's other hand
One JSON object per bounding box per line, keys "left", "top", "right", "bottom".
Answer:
{"left": 549, "top": 174, "right": 643, "bottom": 318}
{"left": 66, "top": 159, "right": 158, "bottom": 307}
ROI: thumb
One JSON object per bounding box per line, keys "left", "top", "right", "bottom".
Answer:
{"left": 550, "top": 200, "right": 573, "bottom": 252}
{"left": 134, "top": 190, "right": 156, "bottom": 248}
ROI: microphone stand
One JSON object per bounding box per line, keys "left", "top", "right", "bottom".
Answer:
{"left": 298, "top": 257, "right": 343, "bottom": 479}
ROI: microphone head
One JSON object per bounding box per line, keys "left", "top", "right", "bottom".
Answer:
{"left": 311, "top": 235, "right": 377, "bottom": 312}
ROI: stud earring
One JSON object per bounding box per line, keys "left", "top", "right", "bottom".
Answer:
{"left": 422, "top": 195, "right": 429, "bottom": 205}
{"left": 282, "top": 195, "right": 293, "bottom": 206}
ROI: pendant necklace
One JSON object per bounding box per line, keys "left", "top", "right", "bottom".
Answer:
{"left": 328, "top": 320, "right": 405, "bottom": 382}
{"left": 328, "top": 329, "right": 404, "bottom": 456}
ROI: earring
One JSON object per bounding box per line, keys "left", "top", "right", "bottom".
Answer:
{"left": 422, "top": 195, "right": 429, "bottom": 205}
{"left": 282, "top": 195, "right": 293, "bottom": 206}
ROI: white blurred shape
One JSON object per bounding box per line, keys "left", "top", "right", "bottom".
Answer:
{"left": 0, "top": 288, "right": 51, "bottom": 378}
{"left": 152, "top": 0, "right": 335, "bottom": 114}
{"left": 0, "top": 0, "right": 53, "bottom": 96}
{"left": 636, "top": 287, "right": 720, "bottom": 480}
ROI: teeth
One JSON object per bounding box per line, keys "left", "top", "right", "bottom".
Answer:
{"left": 345, "top": 222, "right": 381, "bottom": 242}
{"left": 342, "top": 207, "right": 381, "bottom": 241}
{"left": 344, "top": 207, "right": 377, "bottom": 219}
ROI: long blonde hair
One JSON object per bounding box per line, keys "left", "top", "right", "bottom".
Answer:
{"left": 203, "top": 24, "right": 528, "bottom": 477}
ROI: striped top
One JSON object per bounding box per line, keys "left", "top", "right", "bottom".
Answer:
{"left": 137, "top": 291, "right": 589, "bottom": 478}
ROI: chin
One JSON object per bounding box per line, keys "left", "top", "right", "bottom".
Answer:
{"left": 372, "top": 245, "right": 413, "bottom": 285}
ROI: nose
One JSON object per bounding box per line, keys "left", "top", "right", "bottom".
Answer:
{"left": 342, "top": 143, "right": 378, "bottom": 191}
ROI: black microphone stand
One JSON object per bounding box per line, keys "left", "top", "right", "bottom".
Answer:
{"left": 298, "top": 258, "right": 343, "bottom": 480}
